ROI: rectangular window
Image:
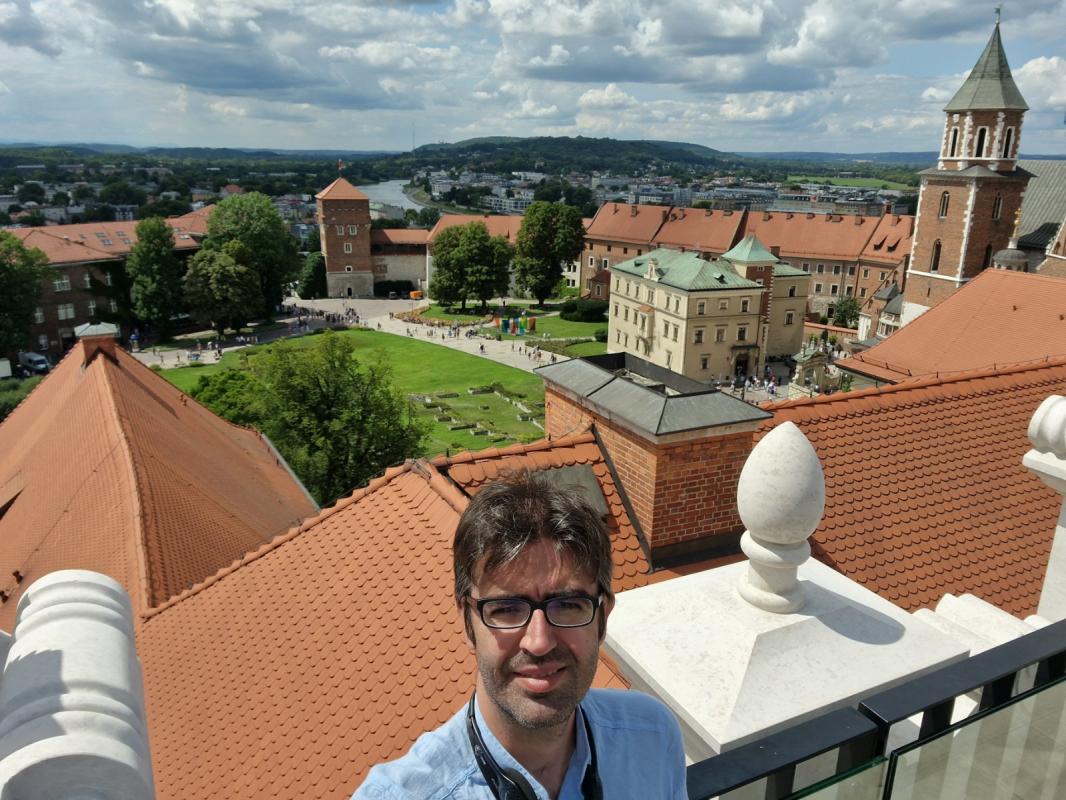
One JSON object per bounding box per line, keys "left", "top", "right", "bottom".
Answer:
{"left": 623, "top": 247, "right": 628, "bottom": 255}
{"left": 719, "top": 299, "right": 728, "bottom": 311}
{"left": 785, "top": 311, "right": 794, "bottom": 325}
{"left": 700, "top": 356, "right": 709, "bottom": 370}
{"left": 815, "top": 283, "right": 823, "bottom": 293}
{"left": 862, "top": 268, "right": 869, "bottom": 279}
{"left": 697, "top": 301, "right": 706, "bottom": 315}
{"left": 83, "top": 272, "right": 93, "bottom": 288}
{"left": 715, "top": 327, "right": 726, "bottom": 343}
{"left": 663, "top": 320, "right": 669, "bottom": 336}
{"left": 816, "top": 264, "right": 825, "bottom": 273}
{"left": 802, "top": 263, "right": 810, "bottom": 270}
{"left": 665, "top": 351, "right": 672, "bottom": 369}
{"left": 833, "top": 265, "right": 841, "bottom": 275}
{"left": 636, "top": 250, "right": 642, "bottom": 256}
{"left": 639, "top": 315, "right": 646, "bottom": 331}
{"left": 616, "top": 330, "right": 621, "bottom": 343}
{"left": 613, "top": 304, "right": 618, "bottom": 317}
{"left": 624, "top": 333, "right": 628, "bottom": 347}
{"left": 623, "top": 307, "right": 629, "bottom": 322}
{"left": 33, "top": 307, "right": 44, "bottom": 324}
{"left": 38, "top": 334, "right": 49, "bottom": 350}
{"left": 860, "top": 287, "right": 867, "bottom": 298}
{"left": 671, "top": 324, "right": 678, "bottom": 342}
{"left": 590, "top": 256, "right": 595, "bottom": 267}
{"left": 335, "top": 225, "right": 344, "bottom": 235}
{"left": 109, "top": 299, "right": 118, "bottom": 313}
{"left": 848, "top": 266, "right": 856, "bottom": 276}
{"left": 87, "top": 300, "right": 96, "bottom": 316}
{"left": 606, "top": 245, "right": 612, "bottom": 253}
{"left": 104, "top": 273, "right": 113, "bottom": 287}
{"left": 845, "top": 286, "right": 853, "bottom": 296}
{"left": 57, "top": 303, "right": 75, "bottom": 320}
{"left": 830, "top": 284, "right": 839, "bottom": 295}
{"left": 602, "top": 259, "right": 609, "bottom": 269}
{"left": 693, "top": 328, "right": 704, "bottom": 344}
{"left": 737, "top": 326, "right": 747, "bottom": 342}
{"left": 740, "top": 299, "right": 750, "bottom": 313}
{"left": 879, "top": 271, "right": 887, "bottom": 280}
{"left": 673, "top": 297, "right": 680, "bottom": 312}
{"left": 53, "top": 275, "right": 71, "bottom": 292}
{"left": 343, "top": 242, "right": 353, "bottom": 254}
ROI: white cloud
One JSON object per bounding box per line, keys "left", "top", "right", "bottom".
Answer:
{"left": 578, "top": 83, "right": 637, "bottom": 110}
{"left": 209, "top": 98, "right": 248, "bottom": 117}
{"left": 528, "top": 44, "right": 570, "bottom": 67}
{"left": 1015, "top": 56, "right": 1066, "bottom": 108}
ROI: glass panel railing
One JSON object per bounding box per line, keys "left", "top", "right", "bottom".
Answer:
{"left": 884, "top": 675, "right": 1066, "bottom": 799}
{"left": 789, "top": 757, "right": 887, "bottom": 799}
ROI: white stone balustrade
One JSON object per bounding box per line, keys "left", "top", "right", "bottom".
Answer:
{"left": 1023, "top": 395, "right": 1066, "bottom": 620}
{"left": 737, "top": 421, "right": 825, "bottom": 613}
{"left": 0, "top": 570, "right": 154, "bottom": 799}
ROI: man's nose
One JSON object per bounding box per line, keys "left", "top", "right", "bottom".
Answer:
{"left": 520, "top": 608, "right": 557, "bottom": 656}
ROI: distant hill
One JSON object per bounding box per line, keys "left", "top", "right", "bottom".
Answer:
{"left": 736, "top": 151, "right": 940, "bottom": 166}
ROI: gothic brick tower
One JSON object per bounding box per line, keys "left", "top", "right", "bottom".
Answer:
{"left": 902, "top": 19, "right": 1030, "bottom": 324}
{"left": 315, "top": 177, "right": 373, "bottom": 298}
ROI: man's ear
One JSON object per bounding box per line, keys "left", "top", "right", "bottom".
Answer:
{"left": 598, "top": 593, "right": 615, "bottom": 642}
{"left": 458, "top": 597, "right": 477, "bottom": 651}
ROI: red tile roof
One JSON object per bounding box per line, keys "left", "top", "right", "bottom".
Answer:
{"left": 740, "top": 211, "right": 886, "bottom": 262}
{"left": 315, "top": 177, "right": 369, "bottom": 201}
{"left": 428, "top": 214, "right": 523, "bottom": 243}
{"left": 839, "top": 270, "right": 1066, "bottom": 383}
{"left": 651, "top": 207, "right": 745, "bottom": 254}
{"left": 585, "top": 203, "right": 670, "bottom": 245}
{"left": 764, "top": 358, "right": 1066, "bottom": 616}
{"left": 370, "top": 228, "right": 429, "bottom": 246}
{"left": 858, "top": 214, "right": 914, "bottom": 265}
{"left": 431, "top": 432, "right": 651, "bottom": 592}
{"left": 0, "top": 341, "right": 317, "bottom": 625}
{"left": 10, "top": 215, "right": 204, "bottom": 265}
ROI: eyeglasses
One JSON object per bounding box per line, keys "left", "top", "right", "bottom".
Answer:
{"left": 469, "top": 593, "right": 603, "bottom": 629}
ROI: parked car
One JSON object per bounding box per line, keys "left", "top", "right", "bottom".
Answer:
{"left": 17, "top": 352, "right": 51, "bottom": 375}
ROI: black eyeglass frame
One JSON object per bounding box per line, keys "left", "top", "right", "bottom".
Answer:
{"left": 468, "top": 592, "right": 604, "bottom": 629}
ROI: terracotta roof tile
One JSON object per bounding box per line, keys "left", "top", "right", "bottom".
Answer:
{"left": 315, "top": 177, "right": 369, "bottom": 201}
{"left": 585, "top": 203, "right": 669, "bottom": 244}
{"left": 0, "top": 342, "right": 317, "bottom": 623}
{"left": 428, "top": 214, "right": 523, "bottom": 243}
{"left": 740, "top": 211, "right": 886, "bottom": 262}
{"left": 10, "top": 213, "right": 205, "bottom": 266}
{"left": 762, "top": 357, "right": 1066, "bottom": 616}
{"left": 651, "top": 207, "right": 745, "bottom": 253}
{"left": 839, "top": 270, "right": 1066, "bottom": 383}
{"left": 370, "top": 229, "right": 429, "bottom": 246}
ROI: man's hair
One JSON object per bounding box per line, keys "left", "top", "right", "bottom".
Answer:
{"left": 453, "top": 470, "right": 614, "bottom": 606}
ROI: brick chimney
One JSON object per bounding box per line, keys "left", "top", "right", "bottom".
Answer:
{"left": 74, "top": 322, "right": 119, "bottom": 366}
{"left": 537, "top": 354, "right": 772, "bottom": 562}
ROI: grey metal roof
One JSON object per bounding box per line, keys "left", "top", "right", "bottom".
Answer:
{"left": 918, "top": 165, "right": 1034, "bottom": 180}
{"left": 883, "top": 294, "right": 904, "bottom": 316}
{"left": 873, "top": 283, "right": 900, "bottom": 301}
{"left": 1017, "top": 160, "right": 1066, "bottom": 244}
{"left": 74, "top": 322, "right": 119, "bottom": 338}
{"left": 535, "top": 356, "right": 770, "bottom": 437}
{"left": 944, "top": 24, "right": 1028, "bottom": 112}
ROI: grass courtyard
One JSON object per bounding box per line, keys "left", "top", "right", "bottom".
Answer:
{"left": 160, "top": 329, "right": 547, "bottom": 458}
{"left": 786, "top": 175, "right": 913, "bottom": 191}
{"left": 419, "top": 303, "right": 605, "bottom": 342}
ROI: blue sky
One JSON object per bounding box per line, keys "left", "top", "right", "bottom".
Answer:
{"left": 0, "top": 0, "right": 1063, "bottom": 155}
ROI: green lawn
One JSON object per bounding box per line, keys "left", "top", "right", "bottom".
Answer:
{"left": 787, "top": 175, "right": 912, "bottom": 190}
{"left": 160, "top": 329, "right": 546, "bottom": 457}
{"left": 517, "top": 315, "right": 605, "bottom": 340}
{"left": 564, "top": 341, "right": 608, "bottom": 357}
{"left": 420, "top": 303, "right": 549, "bottom": 324}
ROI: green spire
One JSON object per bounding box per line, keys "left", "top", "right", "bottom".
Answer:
{"left": 721, "top": 233, "right": 778, "bottom": 264}
{"left": 944, "top": 22, "right": 1028, "bottom": 112}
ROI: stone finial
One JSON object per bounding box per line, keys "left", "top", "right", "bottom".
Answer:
{"left": 737, "top": 421, "right": 825, "bottom": 613}
{"left": 0, "top": 570, "right": 154, "bottom": 799}
{"left": 1028, "top": 396, "right": 1066, "bottom": 458}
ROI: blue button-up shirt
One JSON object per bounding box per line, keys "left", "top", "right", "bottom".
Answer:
{"left": 353, "top": 689, "right": 687, "bottom": 799}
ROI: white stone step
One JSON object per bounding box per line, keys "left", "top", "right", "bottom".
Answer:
{"left": 934, "top": 593, "right": 1034, "bottom": 646}
{"left": 912, "top": 607, "right": 993, "bottom": 654}
{"left": 1024, "top": 614, "right": 1053, "bottom": 629}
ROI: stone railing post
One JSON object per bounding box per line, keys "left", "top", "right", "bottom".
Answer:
{"left": 0, "top": 570, "right": 154, "bottom": 798}
{"left": 1023, "top": 395, "right": 1066, "bottom": 620}
{"left": 737, "top": 421, "right": 826, "bottom": 613}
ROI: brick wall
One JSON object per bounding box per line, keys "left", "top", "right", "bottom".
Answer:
{"left": 318, "top": 198, "right": 372, "bottom": 275}
{"left": 545, "top": 385, "right": 752, "bottom": 555}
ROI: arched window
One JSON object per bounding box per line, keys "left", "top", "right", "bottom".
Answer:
{"left": 1001, "top": 127, "right": 1014, "bottom": 159}
{"left": 948, "top": 127, "right": 959, "bottom": 157}
{"left": 992, "top": 193, "right": 1003, "bottom": 220}
{"left": 788, "top": 285, "right": 796, "bottom": 297}
{"left": 939, "top": 192, "right": 950, "bottom": 218}
{"left": 983, "top": 244, "right": 993, "bottom": 269}
{"left": 974, "top": 127, "right": 988, "bottom": 158}
{"left": 930, "top": 240, "right": 942, "bottom": 273}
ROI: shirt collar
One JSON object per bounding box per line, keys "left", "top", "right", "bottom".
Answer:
{"left": 472, "top": 698, "right": 592, "bottom": 799}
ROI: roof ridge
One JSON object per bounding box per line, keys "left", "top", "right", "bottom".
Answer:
{"left": 25, "top": 227, "right": 118, "bottom": 259}
{"left": 139, "top": 458, "right": 467, "bottom": 621}
{"left": 765, "top": 354, "right": 1066, "bottom": 413}
{"left": 429, "top": 430, "right": 596, "bottom": 468}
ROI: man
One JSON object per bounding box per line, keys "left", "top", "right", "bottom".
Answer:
{"left": 355, "top": 471, "right": 687, "bottom": 799}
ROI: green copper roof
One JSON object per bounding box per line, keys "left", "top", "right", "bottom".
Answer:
{"left": 720, "top": 233, "right": 777, "bottom": 264}
{"left": 944, "top": 24, "right": 1028, "bottom": 112}
{"left": 773, "top": 263, "right": 807, "bottom": 278}
{"left": 611, "top": 247, "right": 762, "bottom": 292}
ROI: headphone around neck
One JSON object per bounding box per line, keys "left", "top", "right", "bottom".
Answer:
{"left": 465, "top": 694, "right": 602, "bottom": 800}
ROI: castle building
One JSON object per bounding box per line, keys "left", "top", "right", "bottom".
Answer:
{"left": 315, "top": 178, "right": 375, "bottom": 298}
{"left": 901, "top": 20, "right": 1031, "bottom": 324}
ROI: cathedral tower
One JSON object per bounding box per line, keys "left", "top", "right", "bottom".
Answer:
{"left": 902, "top": 18, "right": 1030, "bottom": 324}
{"left": 315, "top": 177, "right": 374, "bottom": 298}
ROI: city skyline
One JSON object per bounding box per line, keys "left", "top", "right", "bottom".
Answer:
{"left": 0, "top": 0, "right": 1064, "bottom": 155}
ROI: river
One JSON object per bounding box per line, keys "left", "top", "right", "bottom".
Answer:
{"left": 356, "top": 179, "right": 426, "bottom": 211}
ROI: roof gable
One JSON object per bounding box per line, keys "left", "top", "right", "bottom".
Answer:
{"left": 650, "top": 207, "right": 744, "bottom": 253}
{"left": 315, "top": 177, "right": 369, "bottom": 201}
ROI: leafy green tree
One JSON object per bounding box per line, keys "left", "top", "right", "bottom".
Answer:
{"left": 183, "top": 241, "right": 261, "bottom": 336}
{"left": 99, "top": 180, "right": 147, "bottom": 207}
{"left": 16, "top": 183, "right": 45, "bottom": 204}
{"left": 371, "top": 217, "right": 408, "bottom": 229}
{"left": 51, "top": 191, "right": 70, "bottom": 207}
{"left": 79, "top": 204, "right": 116, "bottom": 222}
{"left": 460, "top": 223, "right": 513, "bottom": 310}
{"left": 136, "top": 199, "right": 191, "bottom": 219}
{"left": 514, "top": 201, "right": 585, "bottom": 306}
{"left": 18, "top": 211, "right": 47, "bottom": 227}
{"left": 0, "top": 231, "right": 48, "bottom": 354}
{"left": 416, "top": 207, "right": 440, "bottom": 228}
{"left": 428, "top": 225, "right": 468, "bottom": 309}
{"left": 248, "top": 332, "right": 426, "bottom": 505}
{"left": 832, "top": 296, "right": 860, "bottom": 329}
{"left": 204, "top": 192, "right": 299, "bottom": 316}
{"left": 190, "top": 370, "right": 264, "bottom": 429}
{"left": 127, "top": 217, "right": 183, "bottom": 333}
{"left": 296, "top": 252, "right": 327, "bottom": 299}
{"left": 73, "top": 185, "right": 96, "bottom": 202}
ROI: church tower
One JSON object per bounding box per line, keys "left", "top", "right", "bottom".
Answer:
{"left": 315, "top": 177, "right": 374, "bottom": 298}
{"left": 901, "top": 17, "right": 1030, "bottom": 324}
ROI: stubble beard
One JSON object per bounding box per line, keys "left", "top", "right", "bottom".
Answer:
{"left": 477, "top": 647, "right": 598, "bottom": 731}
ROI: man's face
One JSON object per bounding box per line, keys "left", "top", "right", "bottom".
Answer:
{"left": 463, "top": 538, "right": 613, "bottom": 731}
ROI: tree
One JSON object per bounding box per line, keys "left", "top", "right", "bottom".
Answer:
{"left": 0, "top": 231, "right": 48, "bottom": 354}
{"left": 73, "top": 185, "right": 96, "bottom": 202}
{"left": 248, "top": 332, "right": 426, "bottom": 505}
{"left": 190, "top": 369, "right": 265, "bottom": 429}
{"left": 127, "top": 217, "right": 183, "bottom": 332}
{"left": 99, "top": 180, "right": 147, "bottom": 207}
{"left": 428, "top": 225, "right": 468, "bottom": 309}
{"left": 136, "top": 199, "right": 191, "bottom": 219}
{"left": 832, "top": 296, "right": 860, "bottom": 329}
{"left": 514, "top": 201, "right": 585, "bottom": 306}
{"left": 417, "top": 207, "right": 440, "bottom": 228}
{"left": 204, "top": 192, "right": 299, "bottom": 317}
{"left": 51, "top": 191, "right": 70, "bottom": 207}
{"left": 16, "top": 183, "right": 45, "bottom": 204}
{"left": 183, "top": 241, "right": 261, "bottom": 337}
{"left": 460, "top": 223, "right": 513, "bottom": 310}
{"left": 295, "top": 252, "right": 327, "bottom": 299}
